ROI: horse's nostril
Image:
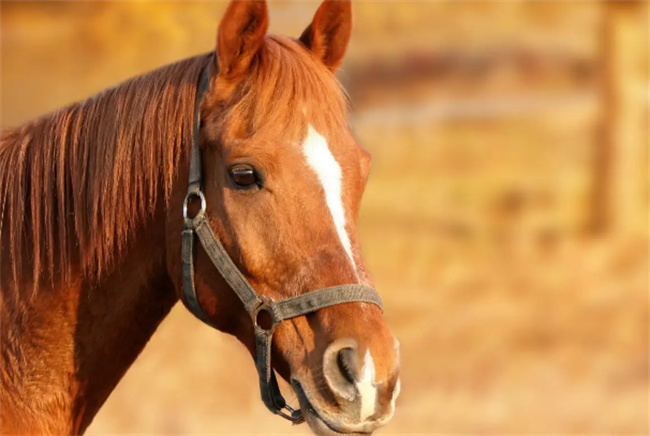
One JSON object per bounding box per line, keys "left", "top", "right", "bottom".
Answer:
{"left": 337, "top": 347, "right": 357, "bottom": 384}
{"left": 323, "top": 339, "right": 359, "bottom": 401}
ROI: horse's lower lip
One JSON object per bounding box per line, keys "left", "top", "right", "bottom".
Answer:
{"left": 291, "top": 380, "right": 370, "bottom": 435}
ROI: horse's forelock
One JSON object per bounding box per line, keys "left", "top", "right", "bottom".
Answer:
{"left": 226, "top": 36, "right": 349, "bottom": 140}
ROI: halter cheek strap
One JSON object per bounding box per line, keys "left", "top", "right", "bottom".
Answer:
{"left": 181, "top": 64, "right": 383, "bottom": 422}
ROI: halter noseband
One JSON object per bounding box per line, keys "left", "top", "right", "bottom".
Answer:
{"left": 180, "top": 65, "right": 383, "bottom": 422}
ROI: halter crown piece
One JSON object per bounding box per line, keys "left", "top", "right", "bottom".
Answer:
{"left": 180, "top": 63, "right": 383, "bottom": 422}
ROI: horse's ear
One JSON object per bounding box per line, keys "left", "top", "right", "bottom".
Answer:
{"left": 216, "top": 0, "right": 269, "bottom": 79}
{"left": 299, "top": 0, "right": 352, "bottom": 72}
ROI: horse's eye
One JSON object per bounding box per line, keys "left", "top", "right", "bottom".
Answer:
{"left": 229, "top": 165, "right": 259, "bottom": 189}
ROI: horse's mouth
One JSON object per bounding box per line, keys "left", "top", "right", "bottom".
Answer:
{"left": 291, "top": 380, "right": 371, "bottom": 436}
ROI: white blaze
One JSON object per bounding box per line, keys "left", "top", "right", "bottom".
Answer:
{"left": 302, "top": 124, "right": 356, "bottom": 271}
{"left": 391, "top": 337, "right": 401, "bottom": 412}
{"left": 391, "top": 378, "right": 401, "bottom": 411}
{"left": 357, "top": 349, "right": 378, "bottom": 421}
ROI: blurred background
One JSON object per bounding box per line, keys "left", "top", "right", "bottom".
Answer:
{"left": 1, "top": 1, "right": 648, "bottom": 434}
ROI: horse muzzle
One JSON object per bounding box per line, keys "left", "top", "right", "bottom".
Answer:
{"left": 290, "top": 338, "right": 401, "bottom": 435}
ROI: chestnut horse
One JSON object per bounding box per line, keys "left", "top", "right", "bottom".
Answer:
{"left": 0, "top": 1, "right": 400, "bottom": 434}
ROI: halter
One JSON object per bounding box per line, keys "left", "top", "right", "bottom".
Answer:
{"left": 180, "top": 65, "right": 383, "bottom": 422}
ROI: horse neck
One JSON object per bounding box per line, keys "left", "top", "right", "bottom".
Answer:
{"left": 0, "top": 211, "right": 178, "bottom": 434}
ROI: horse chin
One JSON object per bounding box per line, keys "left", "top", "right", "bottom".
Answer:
{"left": 291, "top": 380, "right": 371, "bottom": 436}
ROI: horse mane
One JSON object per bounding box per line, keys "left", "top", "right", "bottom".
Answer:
{"left": 0, "top": 53, "right": 211, "bottom": 296}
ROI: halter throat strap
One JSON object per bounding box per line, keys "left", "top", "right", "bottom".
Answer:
{"left": 180, "top": 65, "right": 383, "bottom": 423}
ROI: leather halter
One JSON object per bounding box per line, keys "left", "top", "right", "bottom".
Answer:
{"left": 180, "top": 65, "right": 383, "bottom": 422}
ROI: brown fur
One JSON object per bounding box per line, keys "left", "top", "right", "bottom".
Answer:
{"left": 1, "top": 1, "right": 399, "bottom": 434}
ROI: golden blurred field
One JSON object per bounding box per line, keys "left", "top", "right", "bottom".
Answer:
{"left": 1, "top": 1, "right": 648, "bottom": 434}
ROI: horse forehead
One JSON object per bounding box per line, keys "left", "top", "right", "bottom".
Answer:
{"left": 294, "top": 125, "right": 360, "bottom": 185}
{"left": 246, "top": 116, "right": 355, "bottom": 163}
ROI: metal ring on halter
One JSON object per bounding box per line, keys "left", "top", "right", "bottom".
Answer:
{"left": 182, "top": 190, "right": 206, "bottom": 220}
{"left": 252, "top": 296, "right": 279, "bottom": 333}
{"left": 277, "top": 404, "right": 304, "bottom": 423}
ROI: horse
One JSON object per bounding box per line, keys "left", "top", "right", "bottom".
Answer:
{"left": 0, "top": 1, "right": 400, "bottom": 434}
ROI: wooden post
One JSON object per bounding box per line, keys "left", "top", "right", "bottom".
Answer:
{"left": 592, "top": 1, "right": 649, "bottom": 234}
